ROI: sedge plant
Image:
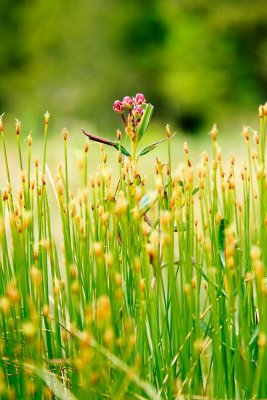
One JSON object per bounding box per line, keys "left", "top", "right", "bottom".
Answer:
{"left": 0, "top": 96, "right": 267, "bottom": 399}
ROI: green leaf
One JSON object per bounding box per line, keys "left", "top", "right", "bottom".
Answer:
{"left": 173, "top": 223, "right": 186, "bottom": 232}
{"left": 178, "top": 181, "right": 185, "bottom": 193}
{"left": 35, "top": 366, "right": 77, "bottom": 400}
{"left": 218, "top": 218, "right": 228, "bottom": 268}
{"left": 199, "top": 321, "right": 212, "bottom": 338}
{"left": 113, "top": 142, "right": 131, "bottom": 157}
{"left": 137, "top": 134, "right": 176, "bottom": 157}
{"left": 192, "top": 186, "right": 199, "bottom": 195}
{"left": 249, "top": 325, "right": 259, "bottom": 350}
{"left": 136, "top": 103, "right": 154, "bottom": 142}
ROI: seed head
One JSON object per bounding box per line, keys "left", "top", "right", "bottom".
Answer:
{"left": 23, "top": 322, "right": 36, "bottom": 338}
{"left": 27, "top": 134, "right": 32, "bottom": 146}
{"left": 96, "top": 296, "right": 111, "bottom": 322}
{"left": 166, "top": 124, "right": 171, "bottom": 138}
{"left": 258, "top": 332, "right": 266, "bottom": 348}
{"left": 62, "top": 127, "right": 68, "bottom": 141}
{"left": 15, "top": 119, "right": 21, "bottom": 135}
{"left": 253, "top": 132, "right": 259, "bottom": 145}
{"left": 44, "top": 111, "right": 50, "bottom": 125}
{"left": 210, "top": 124, "right": 218, "bottom": 141}
{"left": 183, "top": 142, "right": 189, "bottom": 154}
{"left": 84, "top": 142, "right": 89, "bottom": 153}
{"left": 43, "top": 304, "right": 49, "bottom": 318}
{"left": 0, "top": 296, "right": 10, "bottom": 315}
{"left": 30, "top": 266, "right": 42, "bottom": 286}
{"left": 0, "top": 113, "right": 4, "bottom": 132}
{"left": 93, "top": 241, "right": 103, "bottom": 258}
{"left": 114, "top": 193, "right": 128, "bottom": 215}
{"left": 250, "top": 245, "right": 261, "bottom": 261}
{"left": 242, "top": 126, "right": 249, "bottom": 141}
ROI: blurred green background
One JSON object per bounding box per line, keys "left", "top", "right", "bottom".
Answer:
{"left": 1, "top": 0, "right": 267, "bottom": 135}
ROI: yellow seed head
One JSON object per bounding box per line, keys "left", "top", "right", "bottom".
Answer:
{"left": 44, "top": 111, "right": 50, "bottom": 124}
{"left": 43, "top": 304, "right": 49, "bottom": 318}
{"left": 166, "top": 124, "right": 171, "bottom": 138}
{"left": 30, "top": 266, "right": 42, "bottom": 286}
{"left": 192, "top": 277, "right": 197, "bottom": 289}
{"left": 115, "top": 273, "right": 122, "bottom": 287}
{"left": 250, "top": 245, "right": 261, "bottom": 261}
{"left": 96, "top": 296, "right": 111, "bottom": 322}
{"left": 93, "top": 242, "right": 103, "bottom": 258}
{"left": 23, "top": 322, "right": 36, "bottom": 338}
{"left": 226, "top": 256, "right": 234, "bottom": 269}
{"left": 115, "top": 194, "right": 128, "bottom": 215}
{"left": 242, "top": 126, "right": 249, "bottom": 141}
{"left": 70, "top": 264, "right": 77, "bottom": 279}
{"left": 258, "top": 332, "right": 266, "bottom": 348}
{"left": 183, "top": 142, "right": 189, "bottom": 154}
{"left": 140, "top": 278, "right": 146, "bottom": 292}
{"left": 15, "top": 119, "right": 21, "bottom": 135}
{"left": 0, "top": 296, "right": 10, "bottom": 315}
{"left": 84, "top": 142, "right": 89, "bottom": 153}
{"left": 184, "top": 283, "right": 191, "bottom": 296}
{"left": 254, "top": 260, "right": 263, "bottom": 278}
{"left": 160, "top": 211, "right": 171, "bottom": 227}
{"left": 104, "top": 327, "right": 114, "bottom": 347}
{"left": 117, "top": 129, "right": 122, "bottom": 141}
{"left": 210, "top": 124, "right": 218, "bottom": 141}
{"left": 6, "top": 283, "right": 19, "bottom": 303}
{"left": 205, "top": 238, "right": 212, "bottom": 253}
{"left": 0, "top": 113, "right": 4, "bottom": 132}
{"left": 72, "top": 281, "right": 79, "bottom": 295}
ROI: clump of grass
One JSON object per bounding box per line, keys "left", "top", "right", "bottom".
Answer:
{"left": 0, "top": 98, "right": 267, "bottom": 399}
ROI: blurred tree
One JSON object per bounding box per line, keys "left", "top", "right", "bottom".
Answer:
{"left": 0, "top": 0, "right": 266, "bottom": 133}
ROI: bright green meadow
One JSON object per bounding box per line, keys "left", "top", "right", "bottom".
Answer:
{"left": 0, "top": 100, "right": 267, "bottom": 399}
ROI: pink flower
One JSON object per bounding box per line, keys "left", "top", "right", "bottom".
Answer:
{"left": 133, "top": 93, "right": 146, "bottom": 105}
{"left": 123, "top": 96, "right": 134, "bottom": 109}
{"left": 113, "top": 100, "right": 125, "bottom": 114}
{"left": 132, "top": 105, "right": 143, "bottom": 120}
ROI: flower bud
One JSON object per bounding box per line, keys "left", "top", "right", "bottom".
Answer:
{"left": 123, "top": 96, "right": 134, "bottom": 109}
{"left": 113, "top": 100, "right": 124, "bottom": 114}
{"left": 132, "top": 105, "right": 143, "bottom": 120}
{"left": 133, "top": 93, "right": 146, "bottom": 105}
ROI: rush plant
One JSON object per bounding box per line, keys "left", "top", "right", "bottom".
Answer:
{"left": 0, "top": 99, "right": 267, "bottom": 399}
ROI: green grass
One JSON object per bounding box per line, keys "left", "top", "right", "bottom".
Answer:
{"left": 0, "top": 102, "right": 267, "bottom": 399}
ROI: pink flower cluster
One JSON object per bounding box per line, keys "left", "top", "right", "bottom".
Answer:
{"left": 113, "top": 93, "right": 146, "bottom": 121}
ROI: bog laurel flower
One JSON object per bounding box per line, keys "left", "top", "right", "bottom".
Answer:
{"left": 133, "top": 93, "right": 146, "bottom": 105}
{"left": 123, "top": 96, "right": 134, "bottom": 109}
{"left": 132, "top": 105, "right": 143, "bottom": 120}
{"left": 113, "top": 100, "right": 125, "bottom": 114}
